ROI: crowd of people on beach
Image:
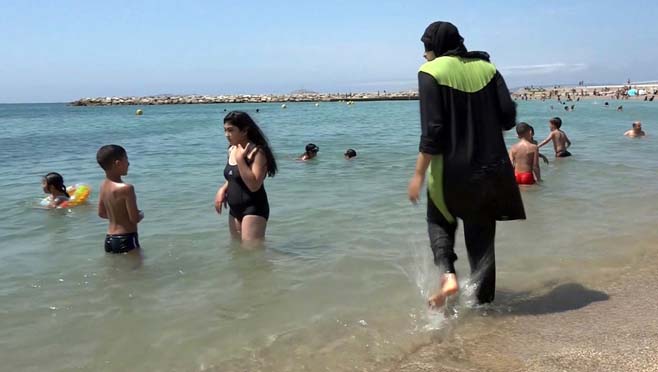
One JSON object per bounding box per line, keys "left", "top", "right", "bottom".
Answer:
{"left": 39, "top": 20, "right": 651, "bottom": 312}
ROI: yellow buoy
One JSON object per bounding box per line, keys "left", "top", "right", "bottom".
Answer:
{"left": 135, "top": 109, "right": 143, "bottom": 115}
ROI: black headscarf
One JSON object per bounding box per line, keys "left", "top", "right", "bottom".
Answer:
{"left": 421, "top": 21, "right": 490, "bottom": 61}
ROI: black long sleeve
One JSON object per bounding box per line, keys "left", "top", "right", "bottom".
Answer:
{"left": 418, "top": 71, "right": 445, "bottom": 154}
{"left": 494, "top": 71, "right": 517, "bottom": 130}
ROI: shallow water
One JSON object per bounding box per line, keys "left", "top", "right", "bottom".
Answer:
{"left": 1, "top": 100, "right": 657, "bottom": 371}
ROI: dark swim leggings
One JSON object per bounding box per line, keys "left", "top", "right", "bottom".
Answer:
{"left": 427, "top": 199, "right": 497, "bottom": 304}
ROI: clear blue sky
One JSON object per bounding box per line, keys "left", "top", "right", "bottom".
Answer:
{"left": 2, "top": 0, "right": 657, "bottom": 102}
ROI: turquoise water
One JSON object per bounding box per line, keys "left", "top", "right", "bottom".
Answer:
{"left": 1, "top": 100, "right": 657, "bottom": 371}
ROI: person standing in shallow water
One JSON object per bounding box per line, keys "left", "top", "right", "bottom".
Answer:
{"left": 407, "top": 21, "right": 525, "bottom": 308}
{"left": 215, "top": 111, "right": 277, "bottom": 244}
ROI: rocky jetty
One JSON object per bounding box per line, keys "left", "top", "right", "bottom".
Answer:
{"left": 70, "top": 91, "right": 419, "bottom": 106}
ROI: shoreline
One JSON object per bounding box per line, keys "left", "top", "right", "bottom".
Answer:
{"left": 385, "top": 241, "right": 658, "bottom": 372}
{"left": 513, "top": 83, "right": 658, "bottom": 101}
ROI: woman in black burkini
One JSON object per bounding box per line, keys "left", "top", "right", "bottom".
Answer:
{"left": 215, "top": 111, "right": 277, "bottom": 243}
{"left": 407, "top": 21, "right": 525, "bottom": 308}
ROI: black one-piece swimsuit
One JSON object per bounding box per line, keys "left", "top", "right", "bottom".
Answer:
{"left": 223, "top": 149, "right": 269, "bottom": 221}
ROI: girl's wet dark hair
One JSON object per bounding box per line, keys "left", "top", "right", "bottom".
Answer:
{"left": 224, "top": 111, "right": 277, "bottom": 177}
{"left": 43, "top": 172, "right": 70, "bottom": 198}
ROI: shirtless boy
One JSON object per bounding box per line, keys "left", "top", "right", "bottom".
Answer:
{"left": 510, "top": 123, "right": 541, "bottom": 185}
{"left": 538, "top": 117, "right": 572, "bottom": 157}
{"left": 97, "top": 145, "right": 144, "bottom": 254}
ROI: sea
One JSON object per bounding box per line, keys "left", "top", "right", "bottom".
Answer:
{"left": 1, "top": 100, "right": 657, "bottom": 371}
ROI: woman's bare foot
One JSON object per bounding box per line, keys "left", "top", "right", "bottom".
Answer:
{"left": 428, "top": 273, "right": 459, "bottom": 309}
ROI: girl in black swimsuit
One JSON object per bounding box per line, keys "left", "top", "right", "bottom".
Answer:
{"left": 215, "top": 111, "right": 277, "bottom": 243}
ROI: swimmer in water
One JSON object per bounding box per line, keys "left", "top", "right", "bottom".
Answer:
{"left": 624, "top": 121, "right": 646, "bottom": 138}
{"left": 509, "top": 123, "right": 541, "bottom": 185}
{"left": 41, "top": 172, "right": 70, "bottom": 208}
{"left": 344, "top": 148, "right": 357, "bottom": 159}
{"left": 298, "top": 143, "right": 319, "bottom": 161}
{"left": 538, "top": 117, "right": 572, "bottom": 157}
{"left": 97, "top": 145, "right": 144, "bottom": 254}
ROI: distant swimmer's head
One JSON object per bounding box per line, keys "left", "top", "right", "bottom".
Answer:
{"left": 604, "top": 102, "right": 609, "bottom": 106}
{"left": 300, "top": 143, "right": 319, "bottom": 160}
{"left": 97, "top": 144, "right": 129, "bottom": 175}
{"left": 421, "top": 21, "right": 489, "bottom": 62}
{"left": 633, "top": 121, "right": 642, "bottom": 130}
{"left": 549, "top": 117, "right": 562, "bottom": 130}
{"left": 42, "top": 172, "right": 69, "bottom": 197}
{"left": 344, "top": 149, "right": 357, "bottom": 159}
{"left": 223, "top": 111, "right": 278, "bottom": 177}
{"left": 306, "top": 143, "right": 319, "bottom": 153}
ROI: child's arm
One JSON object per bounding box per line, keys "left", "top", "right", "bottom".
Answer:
{"left": 98, "top": 197, "right": 108, "bottom": 219}
{"left": 538, "top": 152, "right": 549, "bottom": 165}
{"left": 214, "top": 181, "right": 229, "bottom": 214}
{"left": 537, "top": 132, "right": 553, "bottom": 148}
{"left": 508, "top": 147, "right": 516, "bottom": 167}
{"left": 564, "top": 132, "right": 572, "bottom": 148}
{"left": 124, "top": 184, "right": 143, "bottom": 224}
{"left": 533, "top": 149, "right": 541, "bottom": 182}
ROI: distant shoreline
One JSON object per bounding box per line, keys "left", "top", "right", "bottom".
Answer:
{"left": 512, "top": 82, "right": 658, "bottom": 100}
{"left": 64, "top": 81, "right": 658, "bottom": 106}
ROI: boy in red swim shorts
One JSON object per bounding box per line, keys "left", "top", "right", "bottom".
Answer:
{"left": 509, "top": 122, "right": 541, "bottom": 185}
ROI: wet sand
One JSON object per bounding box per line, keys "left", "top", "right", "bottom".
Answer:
{"left": 390, "top": 250, "right": 658, "bottom": 372}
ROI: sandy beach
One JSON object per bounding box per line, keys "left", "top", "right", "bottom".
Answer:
{"left": 390, "top": 246, "right": 658, "bottom": 372}
{"left": 513, "top": 82, "right": 658, "bottom": 102}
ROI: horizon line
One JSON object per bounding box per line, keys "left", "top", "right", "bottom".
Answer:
{"left": 3, "top": 79, "right": 658, "bottom": 105}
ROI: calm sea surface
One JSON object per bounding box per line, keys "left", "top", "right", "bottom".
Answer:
{"left": 1, "top": 100, "right": 657, "bottom": 371}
